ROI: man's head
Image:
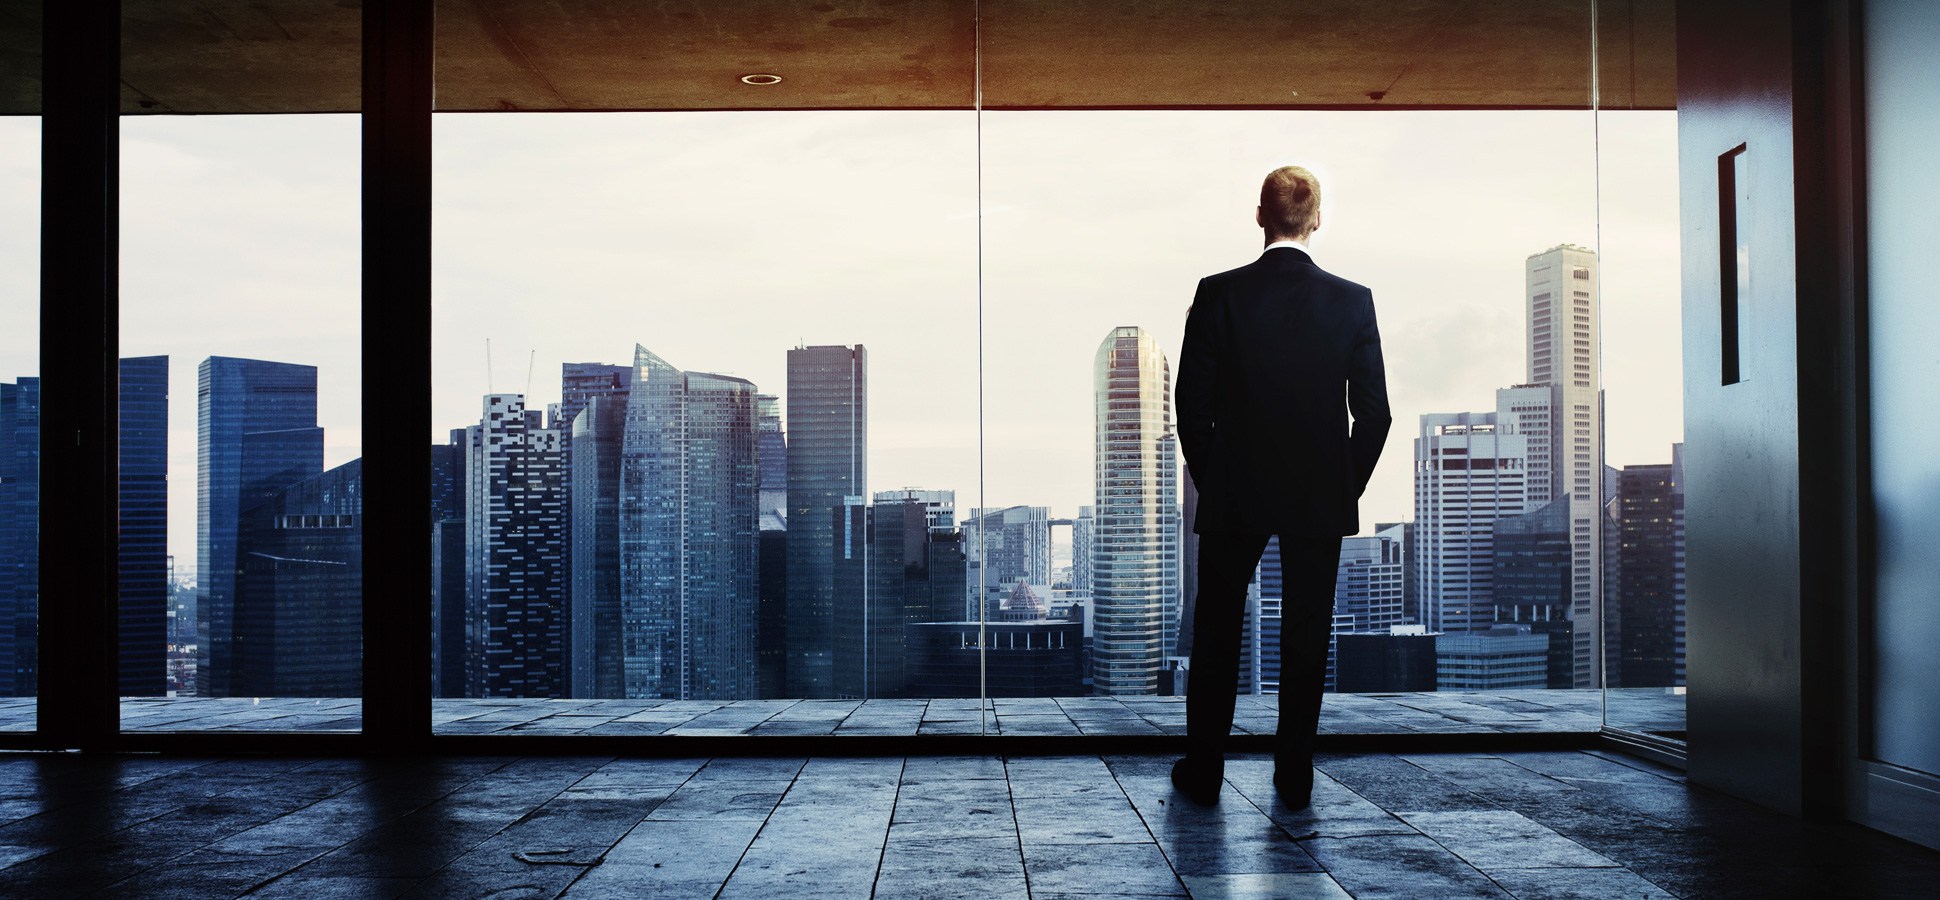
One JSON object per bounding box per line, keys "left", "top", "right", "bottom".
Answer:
{"left": 1256, "top": 165, "right": 1323, "bottom": 243}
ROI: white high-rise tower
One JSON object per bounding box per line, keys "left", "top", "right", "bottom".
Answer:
{"left": 1090, "top": 326, "right": 1182, "bottom": 695}
{"left": 1414, "top": 412, "right": 1532, "bottom": 634}
{"left": 1526, "top": 244, "right": 1604, "bottom": 689}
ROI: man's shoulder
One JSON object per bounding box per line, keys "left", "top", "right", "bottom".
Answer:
{"left": 1203, "top": 256, "right": 1371, "bottom": 298}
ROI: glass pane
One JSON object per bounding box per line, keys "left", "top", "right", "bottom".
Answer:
{"left": 0, "top": 113, "right": 37, "bottom": 732}
{"left": 118, "top": 2, "right": 361, "bottom": 731}
{"left": 1597, "top": 25, "right": 1687, "bottom": 741}
{"left": 432, "top": 109, "right": 977, "bottom": 731}
{"left": 978, "top": 7, "right": 1604, "bottom": 734}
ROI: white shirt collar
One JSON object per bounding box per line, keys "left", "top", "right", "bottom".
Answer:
{"left": 1264, "top": 238, "right": 1312, "bottom": 259}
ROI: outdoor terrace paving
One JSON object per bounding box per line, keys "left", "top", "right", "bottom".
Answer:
{"left": 0, "top": 690, "right": 1688, "bottom": 736}
{"left": 0, "top": 748, "right": 1931, "bottom": 898}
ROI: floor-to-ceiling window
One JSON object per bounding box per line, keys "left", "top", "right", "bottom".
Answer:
{"left": 117, "top": 3, "right": 364, "bottom": 733}
{"left": 0, "top": 34, "right": 38, "bottom": 733}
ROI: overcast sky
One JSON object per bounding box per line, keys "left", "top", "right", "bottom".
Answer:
{"left": 0, "top": 109, "right": 1681, "bottom": 574}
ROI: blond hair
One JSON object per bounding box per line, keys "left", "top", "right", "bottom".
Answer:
{"left": 1260, "top": 165, "right": 1322, "bottom": 240}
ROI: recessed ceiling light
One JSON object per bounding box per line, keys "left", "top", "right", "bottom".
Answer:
{"left": 740, "top": 73, "right": 783, "bottom": 86}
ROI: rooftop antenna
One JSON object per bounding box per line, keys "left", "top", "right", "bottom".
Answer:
{"left": 486, "top": 338, "right": 494, "bottom": 394}
{"left": 526, "top": 350, "right": 536, "bottom": 399}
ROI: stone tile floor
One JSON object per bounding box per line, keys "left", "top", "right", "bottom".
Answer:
{"left": 0, "top": 749, "right": 1932, "bottom": 898}
{"left": 0, "top": 690, "right": 1688, "bottom": 737}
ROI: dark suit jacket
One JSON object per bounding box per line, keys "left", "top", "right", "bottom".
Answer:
{"left": 1176, "top": 246, "right": 1391, "bottom": 536}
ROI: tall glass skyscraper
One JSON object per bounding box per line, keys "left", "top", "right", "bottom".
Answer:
{"left": 1090, "top": 326, "right": 1180, "bottom": 696}
{"left": 557, "top": 361, "right": 631, "bottom": 694}
{"left": 463, "top": 394, "right": 565, "bottom": 697}
{"left": 1526, "top": 244, "right": 1605, "bottom": 688}
{"left": 618, "top": 345, "right": 760, "bottom": 700}
{"left": 198, "top": 357, "right": 324, "bottom": 698}
{"left": 0, "top": 377, "right": 38, "bottom": 697}
{"left": 784, "top": 344, "right": 866, "bottom": 699}
{"left": 569, "top": 392, "right": 626, "bottom": 698}
{"left": 118, "top": 356, "right": 169, "bottom": 697}
{"left": 234, "top": 459, "right": 362, "bottom": 697}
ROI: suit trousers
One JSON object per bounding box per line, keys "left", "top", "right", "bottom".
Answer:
{"left": 1185, "top": 532, "right": 1344, "bottom": 778}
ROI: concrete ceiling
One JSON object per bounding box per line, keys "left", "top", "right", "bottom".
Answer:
{"left": 1, "top": 0, "right": 1674, "bottom": 115}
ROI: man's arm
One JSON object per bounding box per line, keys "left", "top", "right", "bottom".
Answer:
{"left": 1347, "top": 290, "right": 1392, "bottom": 494}
{"left": 1175, "top": 279, "right": 1219, "bottom": 489}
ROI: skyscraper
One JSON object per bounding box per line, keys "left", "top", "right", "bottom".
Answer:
{"left": 118, "top": 356, "right": 169, "bottom": 696}
{"left": 1614, "top": 446, "right": 1686, "bottom": 688}
{"left": 1090, "top": 326, "right": 1181, "bottom": 696}
{"left": 569, "top": 393, "right": 625, "bottom": 698}
{"left": 198, "top": 357, "right": 324, "bottom": 697}
{"left": 1070, "top": 505, "right": 1095, "bottom": 596}
{"left": 0, "top": 377, "right": 38, "bottom": 696}
{"left": 1492, "top": 494, "right": 1574, "bottom": 688}
{"left": 233, "top": 459, "right": 361, "bottom": 697}
{"left": 962, "top": 505, "right": 1053, "bottom": 619}
{"left": 430, "top": 431, "right": 466, "bottom": 698}
{"left": 618, "top": 345, "right": 760, "bottom": 700}
{"left": 1414, "top": 411, "right": 1531, "bottom": 635}
{"left": 785, "top": 344, "right": 866, "bottom": 698}
{"left": 1526, "top": 244, "right": 1605, "bottom": 688}
{"left": 757, "top": 394, "right": 788, "bottom": 520}
{"left": 556, "top": 361, "right": 631, "bottom": 687}
{"left": 463, "top": 393, "right": 565, "bottom": 697}
{"left": 1337, "top": 530, "right": 1406, "bottom": 635}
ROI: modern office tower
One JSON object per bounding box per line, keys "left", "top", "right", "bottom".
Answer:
{"left": 757, "top": 525, "right": 788, "bottom": 698}
{"left": 118, "top": 356, "right": 169, "bottom": 696}
{"left": 569, "top": 394, "right": 625, "bottom": 698}
{"left": 1070, "top": 506, "right": 1095, "bottom": 595}
{"left": 1090, "top": 326, "right": 1182, "bottom": 696}
{"left": 758, "top": 394, "right": 788, "bottom": 520}
{"left": 429, "top": 432, "right": 466, "bottom": 698}
{"left": 1414, "top": 411, "right": 1532, "bottom": 637}
{"left": 1526, "top": 244, "right": 1606, "bottom": 689}
{"left": 830, "top": 496, "right": 872, "bottom": 698}
{"left": 1337, "top": 531, "right": 1406, "bottom": 635}
{"left": 1495, "top": 384, "right": 1560, "bottom": 509}
{"left": 906, "top": 620, "right": 1084, "bottom": 698}
{"left": 557, "top": 362, "right": 631, "bottom": 664}
{"left": 1492, "top": 494, "right": 1576, "bottom": 688}
{"left": 198, "top": 357, "right": 325, "bottom": 698}
{"left": 1257, "top": 596, "right": 1283, "bottom": 694}
{"left": 784, "top": 344, "right": 866, "bottom": 698}
{"left": 1336, "top": 629, "right": 1440, "bottom": 693}
{"left": 463, "top": 393, "right": 566, "bottom": 698}
{"left": 1374, "top": 522, "right": 1418, "bottom": 625}
{"left": 0, "top": 377, "right": 38, "bottom": 696}
{"left": 1436, "top": 625, "right": 1551, "bottom": 690}
{"left": 963, "top": 505, "right": 1052, "bottom": 620}
{"left": 833, "top": 497, "right": 969, "bottom": 699}
{"left": 618, "top": 346, "right": 760, "bottom": 700}
{"left": 874, "top": 488, "right": 955, "bottom": 534}
{"left": 1615, "top": 448, "right": 1686, "bottom": 688}
{"left": 232, "top": 459, "right": 361, "bottom": 697}
{"left": 1325, "top": 612, "right": 1356, "bottom": 692}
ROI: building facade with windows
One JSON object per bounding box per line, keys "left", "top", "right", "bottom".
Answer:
{"left": 1090, "top": 326, "right": 1181, "bottom": 696}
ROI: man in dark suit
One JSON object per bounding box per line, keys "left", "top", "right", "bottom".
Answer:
{"left": 1171, "top": 165, "right": 1391, "bottom": 808}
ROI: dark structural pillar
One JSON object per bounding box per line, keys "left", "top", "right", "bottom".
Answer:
{"left": 363, "top": 0, "right": 434, "bottom": 752}
{"left": 38, "top": 2, "right": 120, "bottom": 749}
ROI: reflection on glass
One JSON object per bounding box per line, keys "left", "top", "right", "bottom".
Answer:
{"left": 0, "top": 116, "right": 37, "bottom": 731}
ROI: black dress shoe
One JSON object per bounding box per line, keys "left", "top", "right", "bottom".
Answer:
{"left": 1273, "top": 769, "right": 1313, "bottom": 810}
{"left": 1170, "top": 757, "right": 1220, "bottom": 806}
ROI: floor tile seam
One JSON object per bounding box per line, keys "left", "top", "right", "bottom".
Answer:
{"left": 862, "top": 756, "right": 908, "bottom": 899}
{"left": 1096, "top": 754, "right": 1191, "bottom": 897}
{"left": 993, "top": 755, "right": 1042, "bottom": 900}
{"left": 1579, "top": 749, "right": 1687, "bottom": 784}
{"left": 710, "top": 755, "right": 809, "bottom": 899}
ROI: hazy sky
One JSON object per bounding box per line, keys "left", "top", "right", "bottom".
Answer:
{"left": 0, "top": 109, "right": 1682, "bottom": 573}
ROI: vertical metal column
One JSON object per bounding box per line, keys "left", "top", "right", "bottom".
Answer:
{"left": 38, "top": 1, "right": 121, "bottom": 751}
{"left": 363, "top": 0, "right": 434, "bottom": 753}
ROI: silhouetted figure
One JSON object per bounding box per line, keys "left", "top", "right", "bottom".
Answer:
{"left": 1172, "top": 165, "right": 1391, "bottom": 808}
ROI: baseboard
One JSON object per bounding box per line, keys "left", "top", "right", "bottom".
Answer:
{"left": 1851, "top": 760, "right": 1940, "bottom": 852}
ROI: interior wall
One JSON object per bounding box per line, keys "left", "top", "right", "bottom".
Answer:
{"left": 1676, "top": 0, "right": 1813, "bottom": 815}
{"left": 1855, "top": 0, "right": 1940, "bottom": 850}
